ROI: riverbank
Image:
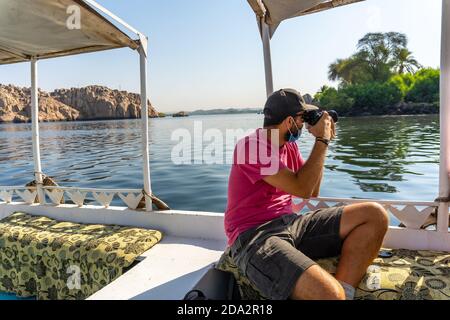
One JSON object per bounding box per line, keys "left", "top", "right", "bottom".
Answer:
{"left": 0, "top": 105, "right": 439, "bottom": 123}
{"left": 0, "top": 82, "right": 439, "bottom": 123}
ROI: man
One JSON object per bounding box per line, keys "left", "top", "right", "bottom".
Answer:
{"left": 224, "top": 89, "right": 389, "bottom": 300}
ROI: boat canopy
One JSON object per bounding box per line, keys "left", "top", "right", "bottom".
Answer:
{"left": 248, "top": 0, "right": 365, "bottom": 36}
{"left": 0, "top": 0, "right": 153, "bottom": 210}
{"left": 0, "top": 0, "right": 141, "bottom": 65}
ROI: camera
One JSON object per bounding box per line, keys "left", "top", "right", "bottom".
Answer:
{"left": 302, "top": 110, "right": 338, "bottom": 126}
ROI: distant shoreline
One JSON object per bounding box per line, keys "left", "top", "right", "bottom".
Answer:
{"left": 0, "top": 109, "right": 439, "bottom": 125}
{"left": 170, "top": 102, "right": 439, "bottom": 117}
{"left": 1, "top": 83, "right": 438, "bottom": 123}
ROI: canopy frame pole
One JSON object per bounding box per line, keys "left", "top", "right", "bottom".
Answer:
{"left": 139, "top": 44, "right": 152, "bottom": 211}
{"left": 438, "top": 0, "right": 450, "bottom": 232}
{"left": 261, "top": 19, "right": 274, "bottom": 97}
{"left": 31, "top": 58, "right": 45, "bottom": 204}
{"left": 83, "top": 0, "right": 144, "bottom": 38}
{"left": 439, "top": 0, "right": 450, "bottom": 233}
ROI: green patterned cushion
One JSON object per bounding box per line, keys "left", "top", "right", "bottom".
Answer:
{"left": 217, "top": 247, "right": 450, "bottom": 300}
{"left": 0, "top": 212, "right": 163, "bottom": 300}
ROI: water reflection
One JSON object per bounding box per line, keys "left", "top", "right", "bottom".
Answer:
{"left": 331, "top": 115, "right": 439, "bottom": 194}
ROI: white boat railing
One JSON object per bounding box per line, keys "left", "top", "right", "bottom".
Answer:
{"left": 0, "top": 186, "right": 448, "bottom": 251}
{"left": 0, "top": 186, "right": 145, "bottom": 210}
{"left": 0, "top": 185, "right": 441, "bottom": 229}
{"left": 293, "top": 197, "right": 438, "bottom": 230}
{"left": 293, "top": 197, "right": 449, "bottom": 252}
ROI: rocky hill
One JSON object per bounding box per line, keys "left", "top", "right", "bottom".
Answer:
{"left": 0, "top": 85, "right": 79, "bottom": 123}
{"left": 0, "top": 84, "right": 158, "bottom": 123}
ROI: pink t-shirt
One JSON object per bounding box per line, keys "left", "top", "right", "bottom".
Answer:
{"left": 224, "top": 128, "right": 305, "bottom": 245}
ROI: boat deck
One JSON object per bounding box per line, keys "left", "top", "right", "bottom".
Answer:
{"left": 1, "top": 203, "right": 448, "bottom": 300}
{"left": 88, "top": 236, "right": 226, "bottom": 300}
{"left": 90, "top": 236, "right": 450, "bottom": 300}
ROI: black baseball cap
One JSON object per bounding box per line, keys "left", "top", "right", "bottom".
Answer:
{"left": 263, "top": 88, "right": 318, "bottom": 127}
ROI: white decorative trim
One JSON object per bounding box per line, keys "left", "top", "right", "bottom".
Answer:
{"left": 305, "top": 200, "right": 330, "bottom": 211}
{"left": 92, "top": 192, "right": 115, "bottom": 208}
{"left": 303, "top": 197, "right": 436, "bottom": 207}
{"left": 66, "top": 190, "right": 87, "bottom": 207}
{"left": 0, "top": 190, "right": 13, "bottom": 203}
{"left": 387, "top": 205, "right": 435, "bottom": 229}
{"left": 2, "top": 188, "right": 441, "bottom": 229}
{"left": 15, "top": 189, "right": 37, "bottom": 204}
{"left": 42, "top": 187, "right": 143, "bottom": 209}
{"left": 118, "top": 192, "right": 143, "bottom": 210}
{"left": 45, "top": 189, "right": 64, "bottom": 205}
{"left": 291, "top": 200, "right": 307, "bottom": 212}
{"left": 294, "top": 197, "right": 439, "bottom": 230}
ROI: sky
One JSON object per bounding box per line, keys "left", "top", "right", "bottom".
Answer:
{"left": 0, "top": 0, "right": 443, "bottom": 112}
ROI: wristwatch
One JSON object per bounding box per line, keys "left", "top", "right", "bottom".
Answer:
{"left": 316, "top": 137, "right": 330, "bottom": 146}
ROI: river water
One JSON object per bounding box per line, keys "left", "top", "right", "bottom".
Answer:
{"left": 0, "top": 114, "right": 440, "bottom": 214}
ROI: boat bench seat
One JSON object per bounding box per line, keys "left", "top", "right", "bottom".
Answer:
{"left": 217, "top": 247, "right": 450, "bottom": 300}
{"left": 0, "top": 212, "right": 162, "bottom": 300}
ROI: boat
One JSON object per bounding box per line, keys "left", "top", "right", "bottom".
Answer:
{"left": 0, "top": 0, "right": 449, "bottom": 300}
{"left": 172, "top": 111, "right": 189, "bottom": 117}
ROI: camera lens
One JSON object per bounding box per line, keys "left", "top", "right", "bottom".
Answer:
{"left": 302, "top": 110, "right": 339, "bottom": 126}
{"left": 328, "top": 110, "right": 339, "bottom": 123}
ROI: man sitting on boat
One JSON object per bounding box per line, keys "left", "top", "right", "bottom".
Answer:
{"left": 224, "top": 89, "right": 389, "bottom": 300}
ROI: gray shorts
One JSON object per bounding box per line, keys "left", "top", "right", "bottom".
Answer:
{"left": 229, "top": 206, "right": 345, "bottom": 300}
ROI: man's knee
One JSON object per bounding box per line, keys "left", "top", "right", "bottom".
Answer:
{"left": 362, "top": 202, "right": 389, "bottom": 232}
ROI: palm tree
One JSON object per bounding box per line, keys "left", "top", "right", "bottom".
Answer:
{"left": 318, "top": 85, "right": 329, "bottom": 94}
{"left": 328, "top": 55, "right": 372, "bottom": 85}
{"left": 314, "top": 85, "right": 330, "bottom": 102}
{"left": 328, "top": 59, "right": 346, "bottom": 82}
{"left": 393, "top": 48, "right": 422, "bottom": 74}
{"left": 357, "top": 32, "right": 407, "bottom": 63}
{"left": 328, "top": 32, "right": 422, "bottom": 84}
{"left": 356, "top": 32, "right": 407, "bottom": 82}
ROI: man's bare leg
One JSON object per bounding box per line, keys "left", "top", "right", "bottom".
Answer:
{"left": 335, "top": 202, "right": 389, "bottom": 288}
{"left": 289, "top": 202, "right": 388, "bottom": 300}
{"left": 290, "top": 265, "right": 346, "bottom": 300}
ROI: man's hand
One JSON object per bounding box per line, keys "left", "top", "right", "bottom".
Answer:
{"left": 308, "top": 111, "right": 336, "bottom": 140}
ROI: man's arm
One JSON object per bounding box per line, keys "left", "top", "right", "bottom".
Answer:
{"left": 312, "top": 119, "right": 335, "bottom": 197}
{"left": 311, "top": 168, "right": 323, "bottom": 198}
{"left": 264, "top": 141, "right": 327, "bottom": 198}
{"left": 263, "top": 112, "right": 334, "bottom": 199}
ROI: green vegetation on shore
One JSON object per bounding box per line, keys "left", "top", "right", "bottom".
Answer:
{"left": 314, "top": 32, "right": 440, "bottom": 116}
